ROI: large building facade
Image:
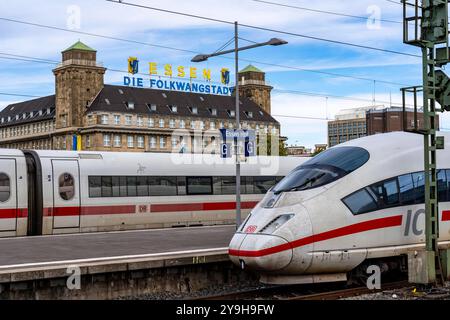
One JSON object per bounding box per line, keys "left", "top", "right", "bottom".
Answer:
{"left": 0, "top": 42, "right": 280, "bottom": 153}
{"left": 327, "top": 105, "right": 440, "bottom": 147}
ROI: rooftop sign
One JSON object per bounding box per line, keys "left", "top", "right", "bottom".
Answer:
{"left": 123, "top": 57, "right": 231, "bottom": 96}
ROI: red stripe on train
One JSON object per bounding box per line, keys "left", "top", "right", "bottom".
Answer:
{"left": 150, "top": 201, "right": 259, "bottom": 213}
{"left": 0, "top": 208, "right": 27, "bottom": 219}
{"left": 229, "top": 215, "right": 403, "bottom": 258}
{"left": 443, "top": 210, "right": 450, "bottom": 221}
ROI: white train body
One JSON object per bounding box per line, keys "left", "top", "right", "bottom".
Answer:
{"left": 229, "top": 132, "right": 450, "bottom": 284}
{"left": 0, "top": 150, "right": 304, "bottom": 237}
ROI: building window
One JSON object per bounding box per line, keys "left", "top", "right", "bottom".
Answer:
{"left": 137, "top": 116, "right": 143, "bottom": 127}
{"left": 210, "top": 122, "right": 215, "bottom": 129}
{"left": 191, "top": 121, "right": 196, "bottom": 129}
{"left": 125, "top": 115, "right": 132, "bottom": 125}
{"left": 114, "top": 115, "right": 120, "bottom": 125}
{"left": 86, "top": 135, "right": 91, "bottom": 148}
{"left": 147, "top": 104, "right": 157, "bottom": 112}
{"left": 219, "top": 122, "right": 224, "bottom": 129}
{"left": 170, "top": 105, "right": 177, "bottom": 113}
{"left": 171, "top": 137, "right": 178, "bottom": 148}
{"left": 159, "top": 119, "right": 165, "bottom": 128}
{"left": 200, "top": 121, "right": 205, "bottom": 130}
{"left": 209, "top": 108, "right": 217, "bottom": 116}
{"left": 160, "top": 137, "right": 166, "bottom": 149}
{"left": 113, "top": 135, "right": 121, "bottom": 147}
{"left": 190, "top": 106, "right": 198, "bottom": 114}
{"left": 180, "top": 120, "right": 185, "bottom": 129}
{"left": 137, "top": 136, "right": 144, "bottom": 148}
{"left": 150, "top": 137, "right": 156, "bottom": 149}
{"left": 169, "top": 119, "right": 175, "bottom": 128}
{"left": 228, "top": 110, "right": 236, "bottom": 117}
{"left": 127, "top": 136, "right": 134, "bottom": 148}
{"left": 103, "top": 134, "right": 111, "bottom": 147}
{"left": 148, "top": 118, "right": 154, "bottom": 127}
{"left": 101, "top": 114, "right": 109, "bottom": 125}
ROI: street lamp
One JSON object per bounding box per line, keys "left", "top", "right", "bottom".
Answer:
{"left": 191, "top": 21, "right": 287, "bottom": 228}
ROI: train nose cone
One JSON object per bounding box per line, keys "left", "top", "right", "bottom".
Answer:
{"left": 229, "top": 234, "right": 292, "bottom": 271}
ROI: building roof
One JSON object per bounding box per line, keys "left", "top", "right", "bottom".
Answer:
{"left": 62, "top": 41, "right": 96, "bottom": 53}
{"left": 0, "top": 95, "right": 55, "bottom": 128}
{"left": 88, "top": 85, "right": 278, "bottom": 124}
{"left": 239, "top": 65, "right": 264, "bottom": 73}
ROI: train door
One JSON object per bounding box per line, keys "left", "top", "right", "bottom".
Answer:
{"left": 0, "top": 159, "right": 17, "bottom": 231}
{"left": 52, "top": 160, "right": 80, "bottom": 229}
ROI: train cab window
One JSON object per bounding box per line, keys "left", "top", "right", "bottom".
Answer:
{"left": 343, "top": 189, "right": 378, "bottom": 215}
{"left": 399, "top": 174, "right": 416, "bottom": 205}
{"left": 272, "top": 146, "right": 369, "bottom": 194}
{"left": 438, "top": 170, "right": 449, "bottom": 202}
{"left": 0, "top": 173, "right": 10, "bottom": 202}
{"left": 59, "top": 173, "right": 75, "bottom": 201}
{"left": 186, "top": 177, "right": 212, "bottom": 195}
{"left": 412, "top": 172, "right": 425, "bottom": 204}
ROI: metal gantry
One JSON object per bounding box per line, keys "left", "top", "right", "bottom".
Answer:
{"left": 402, "top": 0, "right": 450, "bottom": 284}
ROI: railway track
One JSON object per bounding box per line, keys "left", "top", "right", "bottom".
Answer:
{"left": 194, "top": 280, "right": 411, "bottom": 300}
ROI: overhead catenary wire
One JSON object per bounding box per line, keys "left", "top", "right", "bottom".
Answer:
{"left": 251, "top": 0, "right": 402, "bottom": 24}
{"left": 105, "top": 0, "right": 420, "bottom": 58}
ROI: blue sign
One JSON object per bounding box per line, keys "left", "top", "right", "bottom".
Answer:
{"left": 123, "top": 76, "right": 231, "bottom": 96}
{"left": 245, "top": 141, "right": 255, "bottom": 157}
{"left": 221, "top": 143, "right": 232, "bottom": 158}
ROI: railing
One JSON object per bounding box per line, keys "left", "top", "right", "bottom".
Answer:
{"left": 56, "top": 59, "right": 104, "bottom": 68}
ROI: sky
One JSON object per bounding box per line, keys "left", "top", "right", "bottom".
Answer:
{"left": 0, "top": 0, "right": 446, "bottom": 148}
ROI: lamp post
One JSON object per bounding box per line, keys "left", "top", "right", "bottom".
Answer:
{"left": 192, "top": 21, "right": 287, "bottom": 228}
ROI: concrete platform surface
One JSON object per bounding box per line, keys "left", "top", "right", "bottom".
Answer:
{"left": 0, "top": 225, "right": 235, "bottom": 268}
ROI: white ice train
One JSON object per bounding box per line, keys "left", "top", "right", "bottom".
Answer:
{"left": 229, "top": 132, "right": 450, "bottom": 284}
{"left": 0, "top": 150, "right": 304, "bottom": 238}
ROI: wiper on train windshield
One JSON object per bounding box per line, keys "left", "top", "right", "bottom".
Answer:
{"left": 274, "top": 173, "right": 326, "bottom": 195}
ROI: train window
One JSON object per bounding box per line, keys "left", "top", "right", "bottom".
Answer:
{"left": 112, "top": 176, "right": 121, "bottom": 197}
{"left": 119, "top": 176, "right": 127, "bottom": 197}
{"left": 254, "top": 176, "right": 277, "bottom": 194}
{"left": 59, "top": 173, "right": 75, "bottom": 201}
{"left": 177, "top": 177, "right": 186, "bottom": 195}
{"left": 399, "top": 174, "right": 416, "bottom": 205}
{"left": 137, "top": 176, "right": 149, "bottom": 197}
{"left": 89, "top": 176, "right": 101, "bottom": 197}
{"left": 187, "top": 177, "right": 212, "bottom": 195}
{"left": 342, "top": 189, "right": 378, "bottom": 215}
{"left": 438, "top": 170, "right": 449, "bottom": 202}
{"left": 412, "top": 172, "right": 425, "bottom": 204}
{"left": 149, "top": 177, "right": 177, "bottom": 196}
{"left": 0, "top": 173, "right": 10, "bottom": 202}
{"left": 101, "top": 176, "right": 112, "bottom": 197}
{"left": 127, "top": 176, "right": 137, "bottom": 197}
{"left": 221, "top": 176, "right": 236, "bottom": 195}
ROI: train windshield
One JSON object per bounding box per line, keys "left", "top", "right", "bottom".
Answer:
{"left": 272, "top": 146, "right": 370, "bottom": 194}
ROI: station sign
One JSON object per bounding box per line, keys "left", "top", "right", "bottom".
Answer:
{"left": 124, "top": 57, "right": 231, "bottom": 96}
{"left": 220, "top": 129, "right": 256, "bottom": 159}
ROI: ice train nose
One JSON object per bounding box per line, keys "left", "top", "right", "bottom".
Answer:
{"left": 229, "top": 233, "right": 293, "bottom": 271}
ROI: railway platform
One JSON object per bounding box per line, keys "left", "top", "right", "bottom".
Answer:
{"left": 0, "top": 225, "right": 252, "bottom": 299}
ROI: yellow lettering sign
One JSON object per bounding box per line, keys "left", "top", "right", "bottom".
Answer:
{"left": 202, "top": 69, "right": 211, "bottom": 81}
{"left": 149, "top": 62, "right": 158, "bottom": 75}
{"left": 164, "top": 64, "right": 173, "bottom": 77}
{"left": 177, "top": 66, "right": 185, "bottom": 77}
{"left": 190, "top": 67, "right": 197, "bottom": 79}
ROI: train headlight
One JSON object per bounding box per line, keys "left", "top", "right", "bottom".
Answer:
{"left": 259, "top": 214, "right": 295, "bottom": 234}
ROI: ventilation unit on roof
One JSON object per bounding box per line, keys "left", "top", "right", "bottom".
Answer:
{"left": 162, "top": 93, "right": 167, "bottom": 98}
{"left": 105, "top": 98, "right": 111, "bottom": 105}
{"left": 200, "top": 96, "right": 205, "bottom": 101}
{"left": 118, "top": 89, "right": 124, "bottom": 94}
